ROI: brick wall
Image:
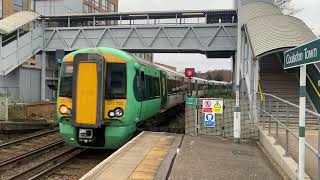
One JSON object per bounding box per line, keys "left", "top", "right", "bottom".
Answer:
{"left": 3, "top": 0, "right": 32, "bottom": 18}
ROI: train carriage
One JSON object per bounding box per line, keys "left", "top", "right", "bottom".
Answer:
{"left": 57, "top": 48, "right": 211, "bottom": 149}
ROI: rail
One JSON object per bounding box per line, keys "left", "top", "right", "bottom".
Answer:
{"left": 255, "top": 92, "right": 320, "bottom": 179}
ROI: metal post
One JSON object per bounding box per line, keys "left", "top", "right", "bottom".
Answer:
{"left": 0, "top": 35, "right": 2, "bottom": 59}
{"left": 68, "top": 17, "right": 70, "bottom": 27}
{"left": 262, "top": 98, "right": 265, "bottom": 129}
{"left": 233, "top": 1, "right": 242, "bottom": 143}
{"left": 298, "top": 65, "right": 306, "bottom": 180}
{"left": 275, "top": 100, "right": 279, "bottom": 144}
{"left": 284, "top": 103, "right": 289, "bottom": 157}
{"left": 41, "top": 51, "right": 46, "bottom": 100}
{"left": 268, "top": 116, "right": 271, "bottom": 136}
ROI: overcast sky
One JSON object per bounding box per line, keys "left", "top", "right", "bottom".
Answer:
{"left": 119, "top": 0, "right": 319, "bottom": 72}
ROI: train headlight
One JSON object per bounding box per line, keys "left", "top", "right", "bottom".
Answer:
{"left": 114, "top": 108, "right": 124, "bottom": 117}
{"left": 108, "top": 111, "right": 115, "bottom": 118}
{"left": 59, "top": 105, "right": 71, "bottom": 115}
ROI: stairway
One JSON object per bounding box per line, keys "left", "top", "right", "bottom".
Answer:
{"left": 259, "top": 54, "right": 317, "bottom": 124}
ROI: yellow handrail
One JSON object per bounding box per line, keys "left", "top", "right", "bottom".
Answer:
{"left": 307, "top": 74, "right": 320, "bottom": 98}
{"left": 258, "top": 81, "right": 264, "bottom": 102}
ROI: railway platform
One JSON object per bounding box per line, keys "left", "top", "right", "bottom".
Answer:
{"left": 81, "top": 131, "right": 282, "bottom": 180}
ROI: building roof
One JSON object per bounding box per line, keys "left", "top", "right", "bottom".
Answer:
{"left": 42, "top": 9, "right": 236, "bottom": 18}
{"left": 245, "top": 15, "right": 316, "bottom": 57}
{"left": 239, "top": 2, "right": 316, "bottom": 57}
{"left": 0, "top": 11, "right": 40, "bottom": 34}
{"left": 239, "top": 2, "right": 282, "bottom": 25}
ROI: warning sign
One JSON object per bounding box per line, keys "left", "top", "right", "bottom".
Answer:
{"left": 212, "top": 100, "right": 223, "bottom": 114}
{"left": 202, "top": 100, "right": 213, "bottom": 113}
{"left": 204, "top": 113, "right": 215, "bottom": 128}
{"left": 202, "top": 99, "right": 223, "bottom": 114}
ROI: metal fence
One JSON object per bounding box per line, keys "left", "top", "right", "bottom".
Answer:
{"left": 256, "top": 92, "right": 320, "bottom": 180}
{"left": 185, "top": 98, "right": 259, "bottom": 140}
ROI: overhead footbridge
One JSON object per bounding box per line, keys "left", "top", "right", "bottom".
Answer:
{"left": 0, "top": 9, "right": 238, "bottom": 76}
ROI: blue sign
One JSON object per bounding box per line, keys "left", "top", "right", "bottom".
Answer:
{"left": 204, "top": 113, "right": 216, "bottom": 128}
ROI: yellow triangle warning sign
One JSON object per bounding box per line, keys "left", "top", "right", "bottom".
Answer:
{"left": 213, "top": 100, "right": 223, "bottom": 114}
{"left": 214, "top": 101, "right": 221, "bottom": 109}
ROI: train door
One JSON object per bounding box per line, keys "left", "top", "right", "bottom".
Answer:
{"left": 72, "top": 53, "right": 105, "bottom": 127}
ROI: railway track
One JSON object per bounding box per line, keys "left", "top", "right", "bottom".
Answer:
{"left": 29, "top": 149, "right": 111, "bottom": 180}
{"left": 0, "top": 129, "right": 64, "bottom": 180}
{"left": 0, "top": 128, "right": 111, "bottom": 180}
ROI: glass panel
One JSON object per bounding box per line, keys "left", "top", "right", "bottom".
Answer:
{"left": 105, "top": 63, "right": 127, "bottom": 99}
{"left": 13, "top": 0, "right": 23, "bottom": 12}
{"left": 109, "top": 2, "right": 115, "bottom": 12}
{"left": 83, "top": 4, "right": 89, "bottom": 13}
{"left": 0, "top": 0, "right": 2, "bottom": 18}
{"left": 95, "top": 0, "right": 100, "bottom": 7}
{"left": 59, "top": 63, "right": 73, "bottom": 98}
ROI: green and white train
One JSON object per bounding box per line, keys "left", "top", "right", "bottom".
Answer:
{"left": 57, "top": 47, "right": 213, "bottom": 149}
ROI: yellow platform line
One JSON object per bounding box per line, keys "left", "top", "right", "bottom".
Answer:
{"left": 129, "top": 136, "right": 175, "bottom": 180}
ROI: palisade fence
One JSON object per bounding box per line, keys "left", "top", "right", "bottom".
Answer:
{"left": 185, "top": 98, "right": 259, "bottom": 140}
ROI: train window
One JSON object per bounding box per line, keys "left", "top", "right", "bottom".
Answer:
{"left": 167, "top": 79, "right": 173, "bottom": 95}
{"left": 59, "top": 63, "right": 73, "bottom": 98}
{"left": 105, "top": 63, "right": 127, "bottom": 99}
{"left": 133, "top": 71, "right": 145, "bottom": 102}
{"left": 153, "top": 77, "right": 160, "bottom": 97}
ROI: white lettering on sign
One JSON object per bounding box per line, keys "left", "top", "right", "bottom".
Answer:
{"left": 286, "top": 51, "right": 304, "bottom": 64}
{"left": 304, "top": 48, "right": 318, "bottom": 60}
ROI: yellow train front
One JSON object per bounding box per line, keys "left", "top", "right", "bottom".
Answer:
{"left": 57, "top": 48, "right": 139, "bottom": 149}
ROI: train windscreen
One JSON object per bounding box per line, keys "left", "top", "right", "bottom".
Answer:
{"left": 59, "top": 63, "right": 73, "bottom": 98}
{"left": 105, "top": 63, "right": 127, "bottom": 99}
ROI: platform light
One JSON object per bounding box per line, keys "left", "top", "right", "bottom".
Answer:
{"left": 185, "top": 68, "right": 195, "bottom": 78}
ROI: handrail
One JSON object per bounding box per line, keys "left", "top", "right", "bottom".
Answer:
{"left": 307, "top": 74, "right": 320, "bottom": 98}
{"left": 258, "top": 81, "right": 264, "bottom": 102}
{"left": 258, "top": 106, "right": 320, "bottom": 157}
{"left": 256, "top": 92, "right": 320, "bottom": 118}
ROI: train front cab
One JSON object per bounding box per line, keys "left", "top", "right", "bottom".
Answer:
{"left": 57, "top": 51, "right": 136, "bottom": 149}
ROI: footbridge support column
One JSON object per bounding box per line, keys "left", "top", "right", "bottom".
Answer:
{"left": 41, "top": 51, "right": 46, "bottom": 101}
{"left": 234, "top": 1, "right": 242, "bottom": 143}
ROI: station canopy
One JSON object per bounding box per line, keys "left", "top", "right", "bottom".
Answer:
{"left": 239, "top": 2, "right": 316, "bottom": 58}
{"left": 0, "top": 11, "right": 40, "bottom": 34}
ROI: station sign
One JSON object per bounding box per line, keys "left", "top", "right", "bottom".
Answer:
{"left": 185, "top": 98, "right": 197, "bottom": 106}
{"left": 204, "top": 113, "right": 216, "bottom": 128}
{"left": 202, "top": 99, "right": 223, "bottom": 114}
{"left": 284, "top": 38, "right": 320, "bottom": 69}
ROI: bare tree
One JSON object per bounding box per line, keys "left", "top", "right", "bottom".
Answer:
{"left": 273, "top": 0, "right": 302, "bottom": 15}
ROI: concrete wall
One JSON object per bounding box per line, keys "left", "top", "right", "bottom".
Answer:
{"left": 0, "top": 69, "right": 20, "bottom": 99}
{"left": 19, "top": 67, "right": 41, "bottom": 102}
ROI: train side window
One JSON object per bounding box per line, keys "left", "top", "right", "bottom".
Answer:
{"left": 133, "top": 71, "right": 144, "bottom": 102}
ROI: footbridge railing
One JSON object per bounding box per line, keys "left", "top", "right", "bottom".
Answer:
{"left": 253, "top": 92, "right": 320, "bottom": 179}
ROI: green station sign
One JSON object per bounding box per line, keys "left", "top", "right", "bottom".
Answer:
{"left": 284, "top": 38, "right": 320, "bottom": 69}
{"left": 185, "top": 98, "right": 197, "bottom": 106}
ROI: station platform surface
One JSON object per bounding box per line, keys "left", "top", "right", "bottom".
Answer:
{"left": 81, "top": 132, "right": 282, "bottom": 180}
